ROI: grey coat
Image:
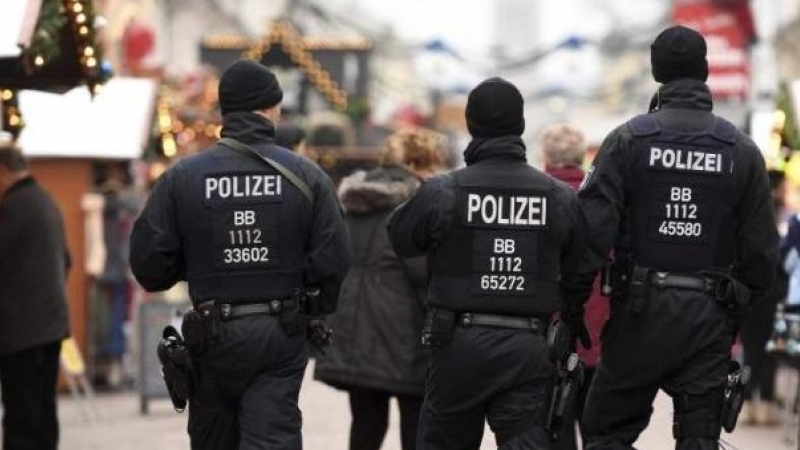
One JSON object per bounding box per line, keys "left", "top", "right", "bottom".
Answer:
{"left": 314, "top": 166, "right": 428, "bottom": 396}
{"left": 0, "top": 177, "right": 70, "bottom": 354}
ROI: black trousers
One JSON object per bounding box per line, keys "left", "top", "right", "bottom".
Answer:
{"left": 0, "top": 341, "right": 61, "bottom": 450}
{"left": 188, "top": 316, "right": 308, "bottom": 450}
{"left": 418, "top": 326, "right": 557, "bottom": 450}
{"left": 348, "top": 387, "right": 423, "bottom": 450}
{"left": 583, "top": 289, "right": 736, "bottom": 450}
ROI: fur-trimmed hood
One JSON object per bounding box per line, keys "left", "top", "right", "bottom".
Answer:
{"left": 338, "top": 166, "right": 420, "bottom": 214}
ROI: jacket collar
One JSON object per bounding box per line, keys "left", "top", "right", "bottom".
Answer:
{"left": 220, "top": 112, "right": 276, "bottom": 146}
{"left": 338, "top": 165, "right": 420, "bottom": 214}
{"left": 463, "top": 135, "right": 526, "bottom": 166}
{"left": 657, "top": 78, "right": 713, "bottom": 111}
{"left": 2, "top": 176, "right": 34, "bottom": 200}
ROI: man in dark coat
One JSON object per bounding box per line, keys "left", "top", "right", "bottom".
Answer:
{"left": 389, "top": 78, "right": 592, "bottom": 450}
{"left": 0, "top": 145, "right": 71, "bottom": 450}
{"left": 578, "top": 26, "right": 778, "bottom": 450}
{"left": 130, "top": 60, "right": 350, "bottom": 450}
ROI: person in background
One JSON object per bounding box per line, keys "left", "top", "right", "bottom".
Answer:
{"left": 276, "top": 123, "right": 308, "bottom": 155}
{"left": 739, "top": 169, "right": 786, "bottom": 426}
{"left": 97, "top": 162, "right": 142, "bottom": 387}
{"left": 0, "top": 145, "right": 71, "bottom": 450}
{"left": 314, "top": 128, "right": 444, "bottom": 450}
{"left": 540, "top": 123, "right": 609, "bottom": 449}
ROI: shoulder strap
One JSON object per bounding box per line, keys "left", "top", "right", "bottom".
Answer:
{"left": 218, "top": 137, "right": 315, "bottom": 204}
{"left": 627, "top": 114, "right": 661, "bottom": 137}
{"left": 710, "top": 118, "right": 737, "bottom": 144}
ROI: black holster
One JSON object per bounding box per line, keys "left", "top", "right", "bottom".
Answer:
{"left": 421, "top": 307, "right": 457, "bottom": 349}
{"left": 279, "top": 291, "right": 310, "bottom": 337}
{"left": 626, "top": 266, "right": 650, "bottom": 314}
{"left": 545, "top": 320, "right": 585, "bottom": 441}
{"left": 721, "top": 361, "right": 751, "bottom": 433}
{"left": 704, "top": 272, "right": 751, "bottom": 310}
{"left": 181, "top": 307, "right": 221, "bottom": 356}
{"left": 545, "top": 352, "right": 584, "bottom": 442}
{"left": 282, "top": 290, "right": 334, "bottom": 351}
{"left": 157, "top": 326, "right": 197, "bottom": 413}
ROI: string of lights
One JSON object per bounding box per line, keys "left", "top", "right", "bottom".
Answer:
{"left": 1, "top": 89, "right": 24, "bottom": 140}
{"left": 64, "top": 0, "right": 106, "bottom": 96}
{"left": 244, "top": 21, "right": 349, "bottom": 111}
{"left": 1, "top": 0, "right": 110, "bottom": 142}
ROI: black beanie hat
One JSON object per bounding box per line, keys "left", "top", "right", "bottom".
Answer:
{"left": 218, "top": 60, "right": 283, "bottom": 116}
{"left": 651, "top": 25, "right": 709, "bottom": 83}
{"left": 466, "top": 77, "right": 525, "bottom": 138}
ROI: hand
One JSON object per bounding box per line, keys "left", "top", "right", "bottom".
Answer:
{"left": 563, "top": 308, "right": 592, "bottom": 350}
{"left": 570, "top": 319, "right": 592, "bottom": 350}
{"left": 307, "top": 318, "right": 334, "bottom": 354}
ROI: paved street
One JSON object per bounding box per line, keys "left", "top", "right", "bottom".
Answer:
{"left": 55, "top": 360, "right": 792, "bottom": 450}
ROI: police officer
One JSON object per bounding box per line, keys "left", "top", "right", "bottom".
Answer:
{"left": 388, "top": 77, "right": 591, "bottom": 449}
{"left": 130, "top": 60, "right": 350, "bottom": 450}
{"left": 578, "top": 26, "right": 779, "bottom": 450}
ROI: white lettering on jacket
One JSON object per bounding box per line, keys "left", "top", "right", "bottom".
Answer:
{"left": 466, "top": 193, "right": 547, "bottom": 226}
{"left": 205, "top": 175, "right": 283, "bottom": 200}
{"left": 649, "top": 147, "right": 722, "bottom": 173}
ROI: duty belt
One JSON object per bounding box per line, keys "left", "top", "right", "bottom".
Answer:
{"left": 197, "top": 298, "right": 298, "bottom": 321}
{"left": 648, "top": 272, "right": 716, "bottom": 294}
{"left": 458, "top": 312, "right": 546, "bottom": 334}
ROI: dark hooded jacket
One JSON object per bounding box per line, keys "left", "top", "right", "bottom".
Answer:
{"left": 314, "top": 166, "right": 428, "bottom": 396}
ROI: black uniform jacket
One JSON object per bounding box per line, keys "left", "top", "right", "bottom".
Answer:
{"left": 0, "top": 177, "right": 71, "bottom": 354}
{"left": 388, "top": 136, "right": 593, "bottom": 316}
{"left": 578, "top": 79, "right": 779, "bottom": 303}
{"left": 130, "top": 112, "right": 350, "bottom": 310}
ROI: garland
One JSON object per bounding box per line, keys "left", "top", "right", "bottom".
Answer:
{"left": 1, "top": 89, "right": 24, "bottom": 140}
{"left": 26, "top": 0, "right": 67, "bottom": 70}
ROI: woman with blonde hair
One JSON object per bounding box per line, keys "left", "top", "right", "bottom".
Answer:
{"left": 315, "top": 128, "right": 443, "bottom": 450}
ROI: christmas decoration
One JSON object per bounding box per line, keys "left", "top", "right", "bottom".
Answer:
{"left": 63, "top": 0, "right": 108, "bottom": 95}
{"left": 26, "top": 0, "right": 67, "bottom": 71}
{"left": 1, "top": 89, "right": 25, "bottom": 140}
{"left": 244, "top": 21, "right": 349, "bottom": 111}
{"left": 122, "top": 21, "right": 155, "bottom": 70}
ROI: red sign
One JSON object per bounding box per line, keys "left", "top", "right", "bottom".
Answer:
{"left": 673, "top": 0, "right": 755, "bottom": 99}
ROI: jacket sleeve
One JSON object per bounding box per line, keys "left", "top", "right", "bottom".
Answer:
{"left": 732, "top": 139, "right": 779, "bottom": 302}
{"left": 577, "top": 127, "right": 629, "bottom": 273}
{"left": 388, "top": 176, "right": 454, "bottom": 258}
{"left": 129, "top": 169, "right": 186, "bottom": 292}
{"left": 0, "top": 198, "right": 23, "bottom": 258}
{"left": 304, "top": 172, "right": 351, "bottom": 315}
{"left": 560, "top": 194, "right": 595, "bottom": 310}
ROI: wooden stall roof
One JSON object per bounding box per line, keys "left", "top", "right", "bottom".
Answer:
{"left": 17, "top": 77, "right": 157, "bottom": 159}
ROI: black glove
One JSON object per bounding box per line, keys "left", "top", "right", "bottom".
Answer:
{"left": 307, "top": 318, "right": 334, "bottom": 354}
{"left": 562, "top": 307, "right": 592, "bottom": 350}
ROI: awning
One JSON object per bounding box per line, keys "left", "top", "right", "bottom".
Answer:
{"left": 16, "top": 77, "right": 157, "bottom": 159}
{"left": 0, "top": 0, "right": 37, "bottom": 59}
